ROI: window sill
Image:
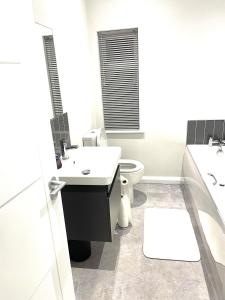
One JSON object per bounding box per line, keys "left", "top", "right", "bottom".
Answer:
{"left": 106, "top": 130, "right": 144, "bottom": 139}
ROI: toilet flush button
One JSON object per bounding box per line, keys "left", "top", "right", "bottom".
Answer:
{"left": 82, "top": 169, "right": 91, "bottom": 175}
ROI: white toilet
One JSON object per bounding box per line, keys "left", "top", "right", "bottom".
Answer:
{"left": 82, "top": 128, "right": 144, "bottom": 203}
{"left": 118, "top": 159, "right": 144, "bottom": 203}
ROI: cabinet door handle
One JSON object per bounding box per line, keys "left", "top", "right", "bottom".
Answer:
{"left": 49, "top": 177, "right": 66, "bottom": 198}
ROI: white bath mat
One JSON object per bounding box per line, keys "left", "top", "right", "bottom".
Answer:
{"left": 143, "top": 208, "right": 200, "bottom": 261}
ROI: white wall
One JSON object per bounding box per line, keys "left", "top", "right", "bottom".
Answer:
{"left": 33, "top": 0, "right": 94, "bottom": 145}
{"left": 85, "top": 0, "right": 225, "bottom": 177}
{"left": 32, "top": 0, "right": 53, "bottom": 28}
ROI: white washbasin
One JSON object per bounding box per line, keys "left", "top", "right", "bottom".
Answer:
{"left": 57, "top": 146, "right": 121, "bottom": 185}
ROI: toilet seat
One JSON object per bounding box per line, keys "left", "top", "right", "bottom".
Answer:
{"left": 119, "top": 159, "right": 144, "bottom": 173}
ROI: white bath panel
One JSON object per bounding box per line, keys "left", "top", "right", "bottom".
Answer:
{"left": 143, "top": 208, "right": 200, "bottom": 262}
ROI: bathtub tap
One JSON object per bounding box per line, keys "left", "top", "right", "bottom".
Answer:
{"left": 208, "top": 136, "right": 225, "bottom": 155}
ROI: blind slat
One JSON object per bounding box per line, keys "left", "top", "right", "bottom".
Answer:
{"left": 98, "top": 28, "right": 139, "bottom": 130}
{"left": 43, "top": 35, "right": 63, "bottom": 117}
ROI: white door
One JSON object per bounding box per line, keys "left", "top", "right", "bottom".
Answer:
{"left": 32, "top": 23, "right": 76, "bottom": 300}
{"left": 0, "top": 2, "right": 75, "bottom": 300}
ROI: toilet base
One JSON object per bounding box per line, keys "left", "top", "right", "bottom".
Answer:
{"left": 120, "top": 168, "right": 144, "bottom": 205}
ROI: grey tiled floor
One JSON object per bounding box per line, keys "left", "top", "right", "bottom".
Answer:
{"left": 71, "top": 184, "right": 210, "bottom": 300}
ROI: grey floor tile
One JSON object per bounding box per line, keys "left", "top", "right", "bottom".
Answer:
{"left": 149, "top": 183, "right": 172, "bottom": 194}
{"left": 134, "top": 185, "right": 185, "bottom": 210}
{"left": 72, "top": 183, "right": 209, "bottom": 300}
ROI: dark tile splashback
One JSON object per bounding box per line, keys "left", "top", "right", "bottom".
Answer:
{"left": 186, "top": 120, "right": 225, "bottom": 145}
{"left": 50, "top": 112, "right": 71, "bottom": 154}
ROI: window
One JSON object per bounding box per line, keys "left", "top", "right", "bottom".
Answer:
{"left": 98, "top": 28, "right": 139, "bottom": 130}
{"left": 43, "top": 35, "right": 63, "bottom": 117}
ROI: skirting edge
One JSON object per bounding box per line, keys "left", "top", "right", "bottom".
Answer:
{"left": 140, "top": 176, "right": 184, "bottom": 184}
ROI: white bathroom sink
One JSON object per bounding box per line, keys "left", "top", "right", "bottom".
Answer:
{"left": 57, "top": 146, "right": 121, "bottom": 185}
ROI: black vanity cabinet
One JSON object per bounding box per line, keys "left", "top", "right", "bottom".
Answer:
{"left": 61, "top": 165, "right": 121, "bottom": 260}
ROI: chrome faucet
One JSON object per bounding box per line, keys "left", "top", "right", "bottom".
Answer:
{"left": 60, "top": 139, "right": 69, "bottom": 160}
{"left": 208, "top": 136, "right": 225, "bottom": 154}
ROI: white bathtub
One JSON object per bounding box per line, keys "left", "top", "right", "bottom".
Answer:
{"left": 182, "top": 145, "right": 225, "bottom": 300}
{"left": 187, "top": 145, "right": 225, "bottom": 223}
